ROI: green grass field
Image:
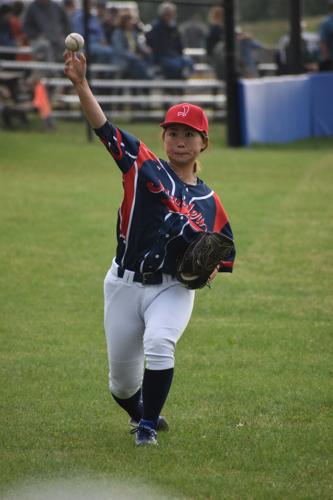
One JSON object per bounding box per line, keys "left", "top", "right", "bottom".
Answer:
{"left": 1, "top": 122, "right": 332, "bottom": 499}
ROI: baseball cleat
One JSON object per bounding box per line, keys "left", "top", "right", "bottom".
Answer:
{"left": 129, "top": 415, "right": 169, "bottom": 432}
{"left": 130, "top": 425, "right": 158, "bottom": 446}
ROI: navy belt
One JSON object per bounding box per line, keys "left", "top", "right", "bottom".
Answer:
{"left": 117, "top": 266, "right": 164, "bottom": 285}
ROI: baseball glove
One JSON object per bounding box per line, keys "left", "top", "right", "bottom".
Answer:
{"left": 176, "top": 232, "right": 234, "bottom": 290}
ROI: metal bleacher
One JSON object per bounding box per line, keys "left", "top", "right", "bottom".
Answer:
{"left": 0, "top": 46, "right": 227, "bottom": 122}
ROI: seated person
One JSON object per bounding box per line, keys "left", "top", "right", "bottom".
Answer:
{"left": 71, "top": 0, "right": 114, "bottom": 65}
{"left": 22, "top": 0, "right": 70, "bottom": 61}
{"left": 0, "top": 4, "right": 17, "bottom": 60}
{"left": 146, "top": 2, "right": 193, "bottom": 79}
{"left": 0, "top": 79, "right": 28, "bottom": 129}
{"left": 206, "top": 5, "right": 224, "bottom": 58}
{"left": 111, "top": 11, "right": 153, "bottom": 79}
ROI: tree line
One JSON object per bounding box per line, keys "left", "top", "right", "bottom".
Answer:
{"left": 237, "top": 0, "right": 328, "bottom": 21}
{"left": 136, "top": 0, "right": 328, "bottom": 24}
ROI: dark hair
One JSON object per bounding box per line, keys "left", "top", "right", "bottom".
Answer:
{"left": 11, "top": 1, "right": 24, "bottom": 16}
{"left": 119, "top": 12, "right": 133, "bottom": 29}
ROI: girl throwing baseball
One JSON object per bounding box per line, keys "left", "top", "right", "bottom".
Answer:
{"left": 64, "top": 50, "right": 235, "bottom": 446}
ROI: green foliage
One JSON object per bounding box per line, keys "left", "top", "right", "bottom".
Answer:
{"left": 304, "top": 0, "right": 331, "bottom": 15}
{"left": 138, "top": 0, "right": 329, "bottom": 24}
{"left": 239, "top": 0, "right": 328, "bottom": 21}
{"left": 238, "top": 0, "right": 286, "bottom": 21}
{"left": 0, "top": 123, "right": 333, "bottom": 499}
{"left": 239, "top": 15, "right": 324, "bottom": 45}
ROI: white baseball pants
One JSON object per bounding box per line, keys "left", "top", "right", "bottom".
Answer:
{"left": 103, "top": 260, "right": 195, "bottom": 399}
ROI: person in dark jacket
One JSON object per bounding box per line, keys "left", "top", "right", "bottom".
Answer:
{"left": 22, "top": 0, "right": 70, "bottom": 61}
{"left": 146, "top": 2, "right": 193, "bottom": 79}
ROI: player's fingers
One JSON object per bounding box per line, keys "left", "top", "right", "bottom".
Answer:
{"left": 63, "top": 50, "right": 72, "bottom": 65}
{"left": 63, "top": 49, "right": 71, "bottom": 59}
{"left": 64, "top": 51, "right": 80, "bottom": 69}
{"left": 79, "top": 52, "right": 86, "bottom": 64}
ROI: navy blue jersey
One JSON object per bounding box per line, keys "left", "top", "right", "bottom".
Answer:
{"left": 95, "top": 121, "right": 235, "bottom": 275}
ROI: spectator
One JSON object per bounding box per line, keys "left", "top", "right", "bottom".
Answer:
{"left": 206, "top": 7, "right": 263, "bottom": 80}
{"left": 111, "top": 12, "right": 153, "bottom": 79}
{"left": 102, "top": 6, "right": 120, "bottom": 44}
{"left": 0, "top": 69, "right": 54, "bottom": 129}
{"left": 22, "top": 0, "right": 70, "bottom": 61}
{"left": 206, "top": 5, "right": 230, "bottom": 79}
{"left": 277, "top": 26, "right": 320, "bottom": 75}
{"left": 179, "top": 13, "right": 208, "bottom": 49}
{"left": 237, "top": 29, "right": 263, "bottom": 78}
{"left": 70, "top": 0, "right": 114, "bottom": 65}
{"left": 206, "top": 6, "right": 224, "bottom": 58}
{"left": 62, "top": 0, "right": 76, "bottom": 26}
{"left": 8, "top": 1, "right": 32, "bottom": 61}
{"left": 94, "top": 1, "right": 119, "bottom": 44}
{"left": 0, "top": 83, "right": 28, "bottom": 129}
{"left": 146, "top": 2, "right": 193, "bottom": 79}
{"left": 0, "top": 3, "right": 17, "bottom": 58}
{"left": 319, "top": 0, "right": 333, "bottom": 71}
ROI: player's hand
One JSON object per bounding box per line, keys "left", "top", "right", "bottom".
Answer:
{"left": 64, "top": 50, "right": 86, "bottom": 85}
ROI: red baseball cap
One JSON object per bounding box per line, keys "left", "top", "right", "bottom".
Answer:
{"left": 160, "top": 103, "right": 209, "bottom": 136}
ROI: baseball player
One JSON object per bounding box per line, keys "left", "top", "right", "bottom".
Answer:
{"left": 64, "top": 51, "right": 235, "bottom": 447}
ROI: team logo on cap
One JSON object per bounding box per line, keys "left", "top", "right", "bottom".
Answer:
{"left": 177, "top": 105, "right": 190, "bottom": 117}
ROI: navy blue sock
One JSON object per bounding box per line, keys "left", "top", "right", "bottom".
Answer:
{"left": 112, "top": 388, "right": 142, "bottom": 422}
{"left": 142, "top": 368, "right": 174, "bottom": 424}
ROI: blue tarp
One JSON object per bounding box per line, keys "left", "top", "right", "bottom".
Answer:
{"left": 239, "top": 72, "right": 333, "bottom": 145}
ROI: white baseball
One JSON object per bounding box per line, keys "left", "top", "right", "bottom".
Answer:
{"left": 65, "top": 33, "right": 84, "bottom": 52}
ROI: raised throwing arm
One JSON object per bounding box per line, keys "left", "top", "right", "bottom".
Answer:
{"left": 64, "top": 51, "right": 106, "bottom": 129}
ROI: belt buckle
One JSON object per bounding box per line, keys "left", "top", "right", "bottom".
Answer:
{"left": 142, "top": 272, "right": 156, "bottom": 285}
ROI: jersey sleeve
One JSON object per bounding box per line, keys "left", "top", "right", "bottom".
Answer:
{"left": 218, "top": 221, "right": 236, "bottom": 273}
{"left": 212, "top": 191, "right": 236, "bottom": 273}
{"left": 94, "top": 120, "right": 140, "bottom": 174}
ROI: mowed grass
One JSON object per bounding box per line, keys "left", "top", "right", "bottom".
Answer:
{"left": 0, "top": 122, "right": 332, "bottom": 499}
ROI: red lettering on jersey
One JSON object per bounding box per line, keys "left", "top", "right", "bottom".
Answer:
{"left": 146, "top": 180, "right": 207, "bottom": 231}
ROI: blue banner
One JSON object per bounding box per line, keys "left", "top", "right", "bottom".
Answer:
{"left": 239, "top": 73, "right": 333, "bottom": 145}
